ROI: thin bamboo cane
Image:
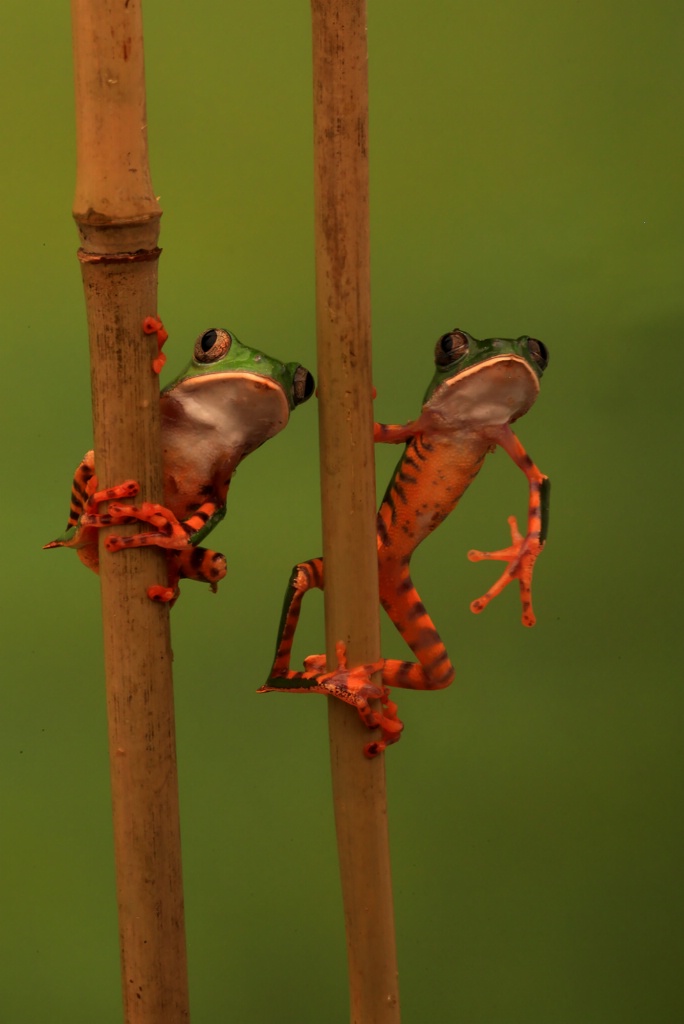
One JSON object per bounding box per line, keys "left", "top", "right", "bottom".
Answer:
{"left": 311, "top": 2, "right": 400, "bottom": 1021}
{"left": 71, "top": 3, "right": 189, "bottom": 1021}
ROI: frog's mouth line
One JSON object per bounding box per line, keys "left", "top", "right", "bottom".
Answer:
{"left": 178, "top": 371, "right": 285, "bottom": 392}
{"left": 443, "top": 354, "right": 540, "bottom": 396}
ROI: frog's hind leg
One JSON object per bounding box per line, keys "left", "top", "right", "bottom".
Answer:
{"left": 378, "top": 566, "right": 455, "bottom": 691}
{"left": 65, "top": 452, "right": 96, "bottom": 531}
{"left": 43, "top": 452, "right": 96, "bottom": 548}
{"left": 263, "top": 558, "right": 325, "bottom": 680}
{"left": 44, "top": 451, "right": 138, "bottom": 551}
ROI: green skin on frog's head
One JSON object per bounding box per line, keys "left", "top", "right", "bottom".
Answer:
{"left": 44, "top": 326, "right": 315, "bottom": 595}
{"left": 421, "top": 329, "right": 550, "bottom": 432}
{"left": 159, "top": 328, "right": 315, "bottom": 527}
{"left": 161, "top": 327, "right": 314, "bottom": 455}
{"left": 165, "top": 327, "right": 314, "bottom": 412}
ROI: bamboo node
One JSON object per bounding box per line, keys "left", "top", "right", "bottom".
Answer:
{"left": 77, "top": 247, "right": 162, "bottom": 265}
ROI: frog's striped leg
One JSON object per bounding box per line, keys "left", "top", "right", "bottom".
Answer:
{"left": 63, "top": 452, "right": 96, "bottom": 531}
{"left": 377, "top": 562, "right": 456, "bottom": 692}
{"left": 264, "top": 558, "right": 325, "bottom": 677}
{"left": 468, "top": 424, "right": 549, "bottom": 627}
{"left": 43, "top": 453, "right": 139, "bottom": 551}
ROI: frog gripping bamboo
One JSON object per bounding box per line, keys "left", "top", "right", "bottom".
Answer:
{"left": 262, "top": 328, "right": 550, "bottom": 751}
{"left": 46, "top": 326, "right": 314, "bottom": 603}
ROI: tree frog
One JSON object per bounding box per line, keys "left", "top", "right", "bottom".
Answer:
{"left": 45, "top": 327, "right": 314, "bottom": 602}
{"left": 259, "top": 328, "right": 550, "bottom": 755}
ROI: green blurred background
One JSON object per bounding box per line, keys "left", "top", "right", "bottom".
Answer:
{"left": 2, "top": 1, "right": 682, "bottom": 1021}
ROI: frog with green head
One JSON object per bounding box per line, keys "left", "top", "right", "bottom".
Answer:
{"left": 45, "top": 326, "right": 314, "bottom": 603}
{"left": 261, "top": 328, "right": 550, "bottom": 755}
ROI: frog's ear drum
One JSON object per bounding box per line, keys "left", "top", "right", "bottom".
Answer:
{"left": 435, "top": 329, "right": 470, "bottom": 367}
{"left": 194, "top": 328, "right": 232, "bottom": 363}
{"left": 292, "top": 366, "right": 315, "bottom": 406}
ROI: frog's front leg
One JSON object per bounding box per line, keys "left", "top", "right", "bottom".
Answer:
{"left": 374, "top": 420, "right": 420, "bottom": 444}
{"left": 468, "top": 424, "right": 550, "bottom": 626}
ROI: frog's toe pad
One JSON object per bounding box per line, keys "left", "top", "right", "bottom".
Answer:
{"left": 148, "top": 584, "right": 177, "bottom": 603}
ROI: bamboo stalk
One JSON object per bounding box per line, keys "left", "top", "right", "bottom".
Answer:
{"left": 71, "top": 3, "right": 189, "bottom": 1022}
{"left": 311, "top": 3, "right": 400, "bottom": 1021}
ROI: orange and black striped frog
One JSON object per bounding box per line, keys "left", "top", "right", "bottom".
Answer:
{"left": 45, "top": 327, "right": 314, "bottom": 603}
{"left": 259, "top": 329, "right": 549, "bottom": 755}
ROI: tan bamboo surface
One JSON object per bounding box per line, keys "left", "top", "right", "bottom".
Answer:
{"left": 311, "top": 2, "right": 401, "bottom": 1021}
{"left": 71, "top": 2, "right": 189, "bottom": 1021}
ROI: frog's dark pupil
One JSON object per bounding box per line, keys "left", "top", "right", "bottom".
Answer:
{"left": 201, "top": 329, "right": 218, "bottom": 352}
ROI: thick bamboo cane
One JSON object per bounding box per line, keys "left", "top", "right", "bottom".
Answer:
{"left": 311, "top": 2, "right": 400, "bottom": 1021}
{"left": 71, "top": 3, "right": 189, "bottom": 1021}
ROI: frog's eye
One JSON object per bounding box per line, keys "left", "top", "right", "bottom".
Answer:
{"left": 526, "top": 337, "right": 549, "bottom": 373}
{"left": 435, "top": 329, "right": 469, "bottom": 367}
{"left": 292, "top": 365, "right": 315, "bottom": 406}
{"left": 194, "top": 328, "right": 232, "bottom": 363}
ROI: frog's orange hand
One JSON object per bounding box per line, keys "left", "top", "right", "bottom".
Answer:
{"left": 259, "top": 641, "right": 403, "bottom": 758}
{"left": 468, "top": 425, "right": 549, "bottom": 627}
{"left": 468, "top": 514, "right": 541, "bottom": 626}
{"left": 143, "top": 315, "right": 169, "bottom": 375}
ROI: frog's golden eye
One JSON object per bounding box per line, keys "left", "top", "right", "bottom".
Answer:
{"left": 435, "top": 329, "right": 469, "bottom": 367}
{"left": 194, "top": 328, "right": 232, "bottom": 363}
{"left": 292, "top": 365, "right": 315, "bottom": 406}
{"left": 527, "top": 337, "right": 549, "bottom": 373}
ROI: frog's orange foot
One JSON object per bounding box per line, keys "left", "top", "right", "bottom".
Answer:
{"left": 311, "top": 638, "right": 382, "bottom": 700}
{"left": 310, "top": 643, "right": 403, "bottom": 756}
{"left": 468, "top": 514, "right": 542, "bottom": 627}
{"left": 76, "top": 480, "right": 141, "bottom": 529}
{"left": 86, "top": 479, "right": 139, "bottom": 511}
{"left": 260, "top": 641, "right": 403, "bottom": 757}
{"left": 364, "top": 688, "right": 404, "bottom": 758}
{"left": 143, "top": 316, "right": 169, "bottom": 374}
{"left": 103, "top": 503, "right": 191, "bottom": 552}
